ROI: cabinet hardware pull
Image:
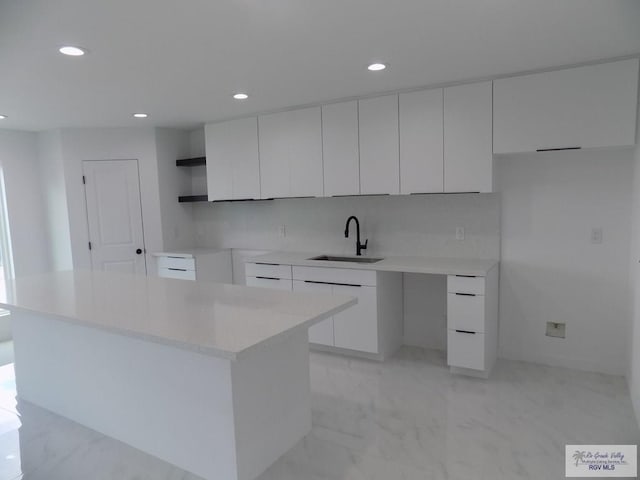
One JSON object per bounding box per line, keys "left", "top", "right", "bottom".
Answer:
{"left": 256, "top": 276, "right": 280, "bottom": 280}
{"left": 536, "top": 146, "right": 581, "bottom": 152}
{"left": 303, "top": 280, "right": 361, "bottom": 287}
{"left": 455, "top": 330, "right": 476, "bottom": 335}
{"left": 168, "top": 268, "right": 187, "bottom": 272}
{"left": 455, "top": 293, "right": 476, "bottom": 296}
{"left": 255, "top": 263, "right": 280, "bottom": 266}
{"left": 167, "top": 256, "right": 187, "bottom": 259}
{"left": 455, "top": 274, "right": 476, "bottom": 278}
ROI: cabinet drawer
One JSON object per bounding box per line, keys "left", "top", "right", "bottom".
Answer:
{"left": 292, "top": 266, "right": 376, "bottom": 286}
{"left": 158, "top": 267, "right": 196, "bottom": 281}
{"left": 447, "top": 275, "right": 485, "bottom": 295}
{"left": 447, "top": 293, "right": 485, "bottom": 333}
{"left": 447, "top": 330, "right": 485, "bottom": 370}
{"left": 245, "top": 263, "right": 292, "bottom": 279}
{"left": 157, "top": 256, "right": 195, "bottom": 271}
{"left": 246, "top": 276, "right": 292, "bottom": 291}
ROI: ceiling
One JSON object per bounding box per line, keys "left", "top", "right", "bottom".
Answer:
{"left": 1, "top": 0, "right": 640, "bottom": 132}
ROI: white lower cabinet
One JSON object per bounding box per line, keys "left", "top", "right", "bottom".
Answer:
{"left": 291, "top": 266, "right": 402, "bottom": 359}
{"left": 446, "top": 268, "right": 499, "bottom": 376}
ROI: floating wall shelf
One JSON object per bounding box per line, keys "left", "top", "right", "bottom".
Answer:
{"left": 178, "top": 195, "right": 208, "bottom": 203}
{"left": 176, "top": 157, "right": 206, "bottom": 167}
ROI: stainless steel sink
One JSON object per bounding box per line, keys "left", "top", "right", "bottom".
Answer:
{"left": 308, "top": 255, "right": 383, "bottom": 264}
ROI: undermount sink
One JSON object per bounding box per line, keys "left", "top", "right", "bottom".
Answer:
{"left": 308, "top": 255, "right": 383, "bottom": 264}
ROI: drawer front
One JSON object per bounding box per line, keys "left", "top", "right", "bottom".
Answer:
{"left": 245, "top": 263, "right": 293, "bottom": 280}
{"left": 246, "top": 276, "right": 293, "bottom": 291}
{"left": 158, "top": 267, "right": 196, "bottom": 281}
{"left": 292, "top": 266, "right": 376, "bottom": 286}
{"left": 157, "top": 256, "right": 196, "bottom": 271}
{"left": 447, "top": 330, "right": 485, "bottom": 370}
{"left": 447, "top": 275, "right": 485, "bottom": 295}
{"left": 447, "top": 293, "right": 485, "bottom": 333}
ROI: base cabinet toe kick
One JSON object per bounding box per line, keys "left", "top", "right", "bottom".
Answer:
{"left": 246, "top": 258, "right": 500, "bottom": 377}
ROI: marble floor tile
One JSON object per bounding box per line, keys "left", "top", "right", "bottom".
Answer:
{"left": 0, "top": 347, "right": 636, "bottom": 480}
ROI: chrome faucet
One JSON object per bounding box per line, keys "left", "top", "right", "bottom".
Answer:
{"left": 344, "top": 216, "right": 368, "bottom": 256}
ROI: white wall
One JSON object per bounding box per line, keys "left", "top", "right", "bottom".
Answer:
{"left": 58, "top": 128, "right": 164, "bottom": 270}
{"left": 0, "top": 129, "right": 51, "bottom": 341}
{"left": 154, "top": 128, "right": 195, "bottom": 250}
{"left": 37, "top": 130, "right": 73, "bottom": 271}
{"left": 628, "top": 116, "right": 640, "bottom": 426}
{"left": 0, "top": 129, "right": 50, "bottom": 277}
{"left": 193, "top": 193, "right": 501, "bottom": 349}
{"left": 496, "top": 149, "right": 634, "bottom": 375}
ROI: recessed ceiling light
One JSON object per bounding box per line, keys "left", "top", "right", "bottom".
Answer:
{"left": 59, "top": 46, "right": 87, "bottom": 56}
{"left": 233, "top": 93, "right": 249, "bottom": 100}
{"left": 133, "top": 113, "right": 148, "bottom": 118}
{"left": 0, "top": 115, "right": 7, "bottom": 120}
{"left": 367, "top": 63, "right": 386, "bottom": 72}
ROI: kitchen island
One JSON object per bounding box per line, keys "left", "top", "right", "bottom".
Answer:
{"left": 0, "top": 270, "right": 356, "bottom": 480}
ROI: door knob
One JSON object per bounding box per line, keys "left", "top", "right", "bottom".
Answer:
{"left": 136, "top": 248, "right": 143, "bottom": 255}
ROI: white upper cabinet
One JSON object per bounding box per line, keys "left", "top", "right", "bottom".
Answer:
{"left": 322, "top": 101, "right": 360, "bottom": 196}
{"left": 493, "top": 59, "right": 639, "bottom": 154}
{"left": 444, "top": 82, "right": 493, "bottom": 193}
{"left": 399, "top": 89, "right": 444, "bottom": 194}
{"left": 205, "top": 117, "right": 260, "bottom": 201}
{"left": 358, "top": 95, "right": 400, "bottom": 195}
{"left": 258, "top": 107, "right": 323, "bottom": 199}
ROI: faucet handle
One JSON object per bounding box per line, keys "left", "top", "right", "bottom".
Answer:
{"left": 361, "top": 239, "right": 368, "bottom": 250}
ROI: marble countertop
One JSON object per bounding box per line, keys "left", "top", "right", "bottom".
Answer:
{"left": 151, "top": 247, "right": 230, "bottom": 258}
{"left": 0, "top": 270, "right": 356, "bottom": 361}
{"left": 248, "top": 251, "right": 498, "bottom": 276}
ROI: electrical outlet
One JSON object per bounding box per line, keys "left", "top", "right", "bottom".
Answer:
{"left": 546, "top": 322, "right": 566, "bottom": 338}
{"left": 278, "top": 225, "right": 286, "bottom": 238}
{"left": 456, "top": 227, "right": 465, "bottom": 241}
{"left": 590, "top": 227, "right": 603, "bottom": 244}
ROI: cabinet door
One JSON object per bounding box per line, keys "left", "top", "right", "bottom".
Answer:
{"left": 358, "top": 95, "right": 400, "bottom": 195}
{"left": 444, "top": 82, "right": 493, "bottom": 193}
{"left": 293, "top": 280, "right": 334, "bottom": 346}
{"left": 258, "top": 107, "right": 323, "bottom": 199}
{"left": 322, "top": 101, "right": 360, "bottom": 196}
{"left": 205, "top": 117, "right": 260, "bottom": 201}
{"left": 493, "top": 59, "right": 639, "bottom": 154}
{"left": 332, "top": 285, "right": 378, "bottom": 353}
{"left": 399, "top": 89, "right": 444, "bottom": 193}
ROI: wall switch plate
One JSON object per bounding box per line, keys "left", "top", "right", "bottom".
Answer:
{"left": 590, "top": 227, "right": 603, "bottom": 244}
{"left": 546, "top": 322, "right": 566, "bottom": 338}
{"left": 456, "top": 227, "right": 465, "bottom": 241}
{"left": 278, "top": 225, "right": 286, "bottom": 238}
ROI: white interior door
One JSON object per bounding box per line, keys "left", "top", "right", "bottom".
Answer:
{"left": 83, "top": 160, "right": 146, "bottom": 274}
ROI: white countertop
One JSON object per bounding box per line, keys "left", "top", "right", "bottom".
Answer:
{"left": 248, "top": 251, "right": 498, "bottom": 276}
{"left": 151, "top": 247, "right": 230, "bottom": 258}
{"left": 0, "top": 270, "right": 356, "bottom": 361}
